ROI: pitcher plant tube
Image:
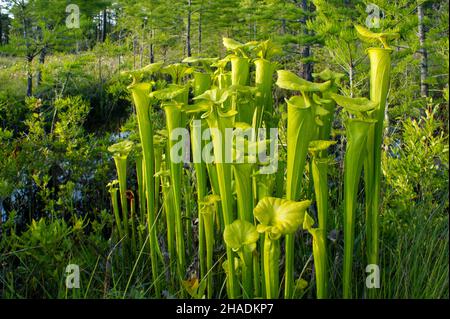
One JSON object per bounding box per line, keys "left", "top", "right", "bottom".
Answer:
{"left": 199, "top": 195, "right": 221, "bottom": 298}
{"left": 125, "top": 62, "right": 163, "bottom": 297}
{"left": 150, "top": 75, "right": 190, "bottom": 281}
{"left": 254, "top": 197, "right": 311, "bottom": 298}
{"left": 355, "top": 25, "right": 398, "bottom": 291}
{"left": 331, "top": 92, "right": 378, "bottom": 298}
{"left": 303, "top": 212, "right": 327, "bottom": 299}
{"left": 224, "top": 219, "right": 259, "bottom": 298}
{"left": 276, "top": 70, "right": 331, "bottom": 298}
{"left": 192, "top": 87, "right": 239, "bottom": 298}
{"left": 108, "top": 140, "right": 134, "bottom": 244}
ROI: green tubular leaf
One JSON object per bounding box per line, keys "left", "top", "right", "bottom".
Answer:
{"left": 303, "top": 213, "right": 327, "bottom": 299}
{"left": 263, "top": 232, "right": 281, "bottom": 298}
{"left": 199, "top": 84, "right": 237, "bottom": 298}
{"left": 232, "top": 161, "right": 254, "bottom": 222}
{"left": 311, "top": 69, "right": 342, "bottom": 140}
{"left": 128, "top": 81, "right": 160, "bottom": 297}
{"left": 276, "top": 70, "right": 331, "bottom": 92}
{"left": 193, "top": 72, "right": 212, "bottom": 97}
{"left": 254, "top": 197, "right": 311, "bottom": 239}
{"left": 330, "top": 93, "right": 378, "bottom": 115}
{"left": 343, "top": 118, "right": 377, "bottom": 298}
{"left": 365, "top": 46, "right": 392, "bottom": 285}
{"left": 286, "top": 95, "right": 309, "bottom": 109}
{"left": 254, "top": 58, "right": 277, "bottom": 128}
{"left": 230, "top": 56, "right": 250, "bottom": 86}
{"left": 161, "top": 98, "right": 186, "bottom": 279}
{"left": 311, "top": 158, "right": 329, "bottom": 233}
{"left": 230, "top": 56, "right": 252, "bottom": 124}
{"left": 224, "top": 220, "right": 259, "bottom": 252}
{"left": 197, "top": 189, "right": 217, "bottom": 298}
{"left": 285, "top": 96, "right": 315, "bottom": 201}
{"left": 109, "top": 186, "right": 123, "bottom": 242}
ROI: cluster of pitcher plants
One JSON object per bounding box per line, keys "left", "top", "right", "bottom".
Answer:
{"left": 106, "top": 25, "right": 397, "bottom": 299}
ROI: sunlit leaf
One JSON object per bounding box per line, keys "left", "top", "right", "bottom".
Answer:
{"left": 330, "top": 93, "right": 378, "bottom": 114}
{"left": 354, "top": 25, "right": 399, "bottom": 49}
{"left": 107, "top": 140, "right": 134, "bottom": 157}
{"left": 224, "top": 220, "right": 259, "bottom": 252}
{"left": 254, "top": 197, "right": 311, "bottom": 240}
{"left": 276, "top": 70, "right": 331, "bottom": 92}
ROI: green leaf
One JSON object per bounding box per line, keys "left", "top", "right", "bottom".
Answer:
{"left": 313, "top": 94, "right": 333, "bottom": 106}
{"left": 285, "top": 96, "right": 309, "bottom": 109}
{"left": 162, "top": 63, "right": 193, "bottom": 84}
{"left": 121, "top": 62, "right": 164, "bottom": 84}
{"left": 150, "top": 85, "right": 187, "bottom": 101}
{"left": 193, "top": 88, "right": 230, "bottom": 105}
{"left": 330, "top": 93, "right": 378, "bottom": 114}
{"left": 224, "top": 220, "right": 259, "bottom": 252}
{"left": 276, "top": 70, "right": 332, "bottom": 92}
{"left": 253, "top": 39, "right": 282, "bottom": 60}
{"left": 354, "top": 25, "right": 399, "bottom": 49}
{"left": 254, "top": 197, "right": 311, "bottom": 240}
{"left": 199, "top": 194, "right": 221, "bottom": 214}
{"left": 223, "top": 37, "right": 245, "bottom": 51}
{"left": 108, "top": 140, "right": 134, "bottom": 157}
{"left": 303, "top": 212, "right": 315, "bottom": 231}
{"left": 181, "top": 101, "right": 210, "bottom": 114}
{"left": 312, "top": 68, "right": 345, "bottom": 82}
{"left": 182, "top": 57, "right": 218, "bottom": 65}
{"left": 106, "top": 179, "right": 119, "bottom": 191}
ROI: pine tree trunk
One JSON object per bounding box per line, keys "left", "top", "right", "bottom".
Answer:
{"left": 133, "top": 37, "right": 137, "bottom": 69}
{"left": 0, "top": 12, "right": 3, "bottom": 45}
{"left": 417, "top": 4, "right": 428, "bottom": 97}
{"left": 101, "top": 9, "right": 107, "bottom": 43}
{"left": 186, "top": 0, "right": 192, "bottom": 57}
{"left": 26, "top": 55, "right": 33, "bottom": 97}
{"left": 298, "top": 0, "right": 313, "bottom": 81}
{"left": 150, "top": 29, "right": 155, "bottom": 63}
{"left": 198, "top": 9, "right": 202, "bottom": 54}
{"left": 281, "top": 18, "right": 286, "bottom": 34}
{"left": 37, "top": 46, "right": 46, "bottom": 87}
{"left": 140, "top": 43, "right": 143, "bottom": 68}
